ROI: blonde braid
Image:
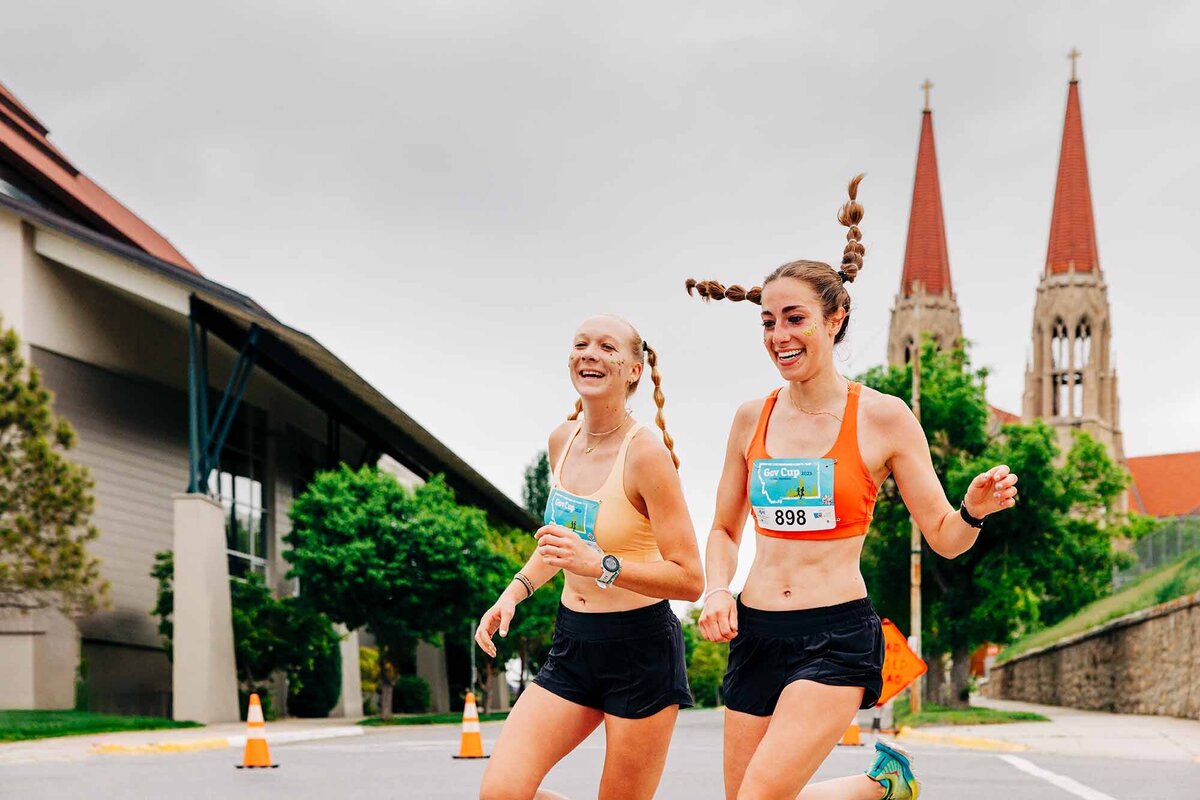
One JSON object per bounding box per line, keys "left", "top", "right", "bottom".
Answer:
{"left": 642, "top": 342, "right": 679, "bottom": 470}
{"left": 567, "top": 398, "right": 583, "bottom": 421}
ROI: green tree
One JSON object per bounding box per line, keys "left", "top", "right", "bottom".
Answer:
{"left": 151, "top": 552, "right": 342, "bottom": 718}
{"left": 859, "top": 341, "right": 1129, "bottom": 706}
{"left": 681, "top": 608, "right": 728, "bottom": 707}
{"left": 483, "top": 527, "right": 561, "bottom": 699}
{"left": 0, "top": 317, "right": 107, "bottom": 614}
{"left": 285, "top": 466, "right": 507, "bottom": 720}
{"left": 522, "top": 450, "right": 551, "bottom": 518}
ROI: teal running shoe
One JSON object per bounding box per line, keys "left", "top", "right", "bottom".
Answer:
{"left": 865, "top": 739, "right": 920, "bottom": 799}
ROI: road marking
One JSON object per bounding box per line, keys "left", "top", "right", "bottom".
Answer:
{"left": 897, "top": 725, "right": 1028, "bottom": 752}
{"left": 998, "top": 755, "right": 1118, "bottom": 800}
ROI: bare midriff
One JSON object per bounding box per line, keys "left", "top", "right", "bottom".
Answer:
{"left": 740, "top": 533, "right": 868, "bottom": 610}
{"left": 560, "top": 571, "right": 663, "bottom": 613}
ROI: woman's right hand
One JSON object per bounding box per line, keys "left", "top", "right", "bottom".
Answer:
{"left": 474, "top": 598, "right": 517, "bottom": 658}
{"left": 698, "top": 590, "right": 738, "bottom": 643}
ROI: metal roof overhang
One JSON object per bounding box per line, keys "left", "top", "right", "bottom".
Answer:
{"left": 1, "top": 192, "right": 536, "bottom": 531}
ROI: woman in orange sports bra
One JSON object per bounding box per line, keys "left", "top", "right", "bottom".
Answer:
{"left": 687, "top": 175, "right": 1019, "bottom": 800}
{"left": 474, "top": 314, "right": 703, "bottom": 800}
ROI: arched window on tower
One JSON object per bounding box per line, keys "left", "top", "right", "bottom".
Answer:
{"left": 1071, "top": 318, "right": 1091, "bottom": 417}
{"left": 903, "top": 337, "right": 916, "bottom": 365}
{"left": 1051, "top": 318, "right": 1070, "bottom": 416}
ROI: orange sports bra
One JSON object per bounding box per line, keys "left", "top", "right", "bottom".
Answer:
{"left": 744, "top": 382, "right": 878, "bottom": 541}
{"left": 548, "top": 423, "right": 663, "bottom": 563}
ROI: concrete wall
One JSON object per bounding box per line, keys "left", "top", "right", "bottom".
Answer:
{"left": 0, "top": 610, "right": 79, "bottom": 709}
{"left": 982, "top": 591, "right": 1200, "bottom": 720}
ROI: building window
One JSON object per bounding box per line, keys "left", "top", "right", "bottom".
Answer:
{"left": 207, "top": 404, "right": 269, "bottom": 578}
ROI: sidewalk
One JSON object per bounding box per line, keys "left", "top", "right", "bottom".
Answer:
{"left": 0, "top": 716, "right": 366, "bottom": 765}
{"left": 898, "top": 695, "right": 1200, "bottom": 763}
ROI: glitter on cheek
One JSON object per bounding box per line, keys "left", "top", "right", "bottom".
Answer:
{"left": 609, "top": 358, "right": 626, "bottom": 368}
{"left": 802, "top": 326, "right": 817, "bottom": 337}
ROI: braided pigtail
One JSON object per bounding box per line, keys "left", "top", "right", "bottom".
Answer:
{"left": 836, "top": 174, "right": 866, "bottom": 283}
{"left": 567, "top": 398, "right": 583, "bottom": 421}
{"left": 685, "top": 278, "right": 763, "bottom": 305}
{"left": 642, "top": 342, "right": 679, "bottom": 470}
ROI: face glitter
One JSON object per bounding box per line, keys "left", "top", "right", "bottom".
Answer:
{"left": 802, "top": 326, "right": 817, "bottom": 337}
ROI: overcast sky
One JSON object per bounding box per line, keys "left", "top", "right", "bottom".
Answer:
{"left": 6, "top": 1, "right": 1198, "bottom": 588}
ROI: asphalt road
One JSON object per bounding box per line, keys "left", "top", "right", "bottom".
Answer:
{"left": 2, "top": 709, "right": 1196, "bottom": 799}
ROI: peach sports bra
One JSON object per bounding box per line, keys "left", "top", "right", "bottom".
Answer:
{"left": 744, "top": 382, "right": 878, "bottom": 541}
{"left": 547, "top": 423, "right": 663, "bottom": 563}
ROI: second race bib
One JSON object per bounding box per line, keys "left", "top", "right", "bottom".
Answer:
{"left": 543, "top": 487, "right": 602, "bottom": 551}
{"left": 749, "top": 458, "right": 836, "bottom": 532}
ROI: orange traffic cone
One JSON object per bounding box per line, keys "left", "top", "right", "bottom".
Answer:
{"left": 236, "top": 693, "right": 278, "bottom": 768}
{"left": 451, "top": 691, "right": 488, "bottom": 759}
{"left": 837, "top": 723, "right": 864, "bottom": 746}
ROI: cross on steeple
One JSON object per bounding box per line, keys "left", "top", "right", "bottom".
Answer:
{"left": 921, "top": 79, "right": 933, "bottom": 112}
{"left": 1068, "top": 48, "right": 1081, "bottom": 82}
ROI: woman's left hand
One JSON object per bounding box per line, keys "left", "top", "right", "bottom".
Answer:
{"left": 964, "top": 464, "right": 1019, "bottom": 519}
{"left": 535, "top": 525, "right": 603, "bottom": 578}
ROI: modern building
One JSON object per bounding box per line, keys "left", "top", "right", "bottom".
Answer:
{"left": 0, "top": 79, "right": 534, "bottom": 720}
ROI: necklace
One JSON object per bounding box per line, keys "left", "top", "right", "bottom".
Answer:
{"left": 583, "top": 411, "right": 630, "bottom": 454}
{"left": 787, "top": 385, "right": 844, "bottom": 423}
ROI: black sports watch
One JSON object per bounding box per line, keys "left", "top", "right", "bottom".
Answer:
{"left": 959, "top": 500, "right": 985, "bottom": 529}
{"left": 595, "top": 554, "right": 621, "bottom": 589}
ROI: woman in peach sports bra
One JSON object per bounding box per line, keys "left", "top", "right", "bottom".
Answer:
{"left": 687, "top": 176, "right": 1019, "bottom": 800}
{"left": 474, "top": 315, "right": 703, "bottom": 800}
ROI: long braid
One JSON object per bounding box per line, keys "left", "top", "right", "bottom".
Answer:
{"left": 837, "top": 173, "right": 866, "bottom": 283}
{"left": 685, "top": 278, "right": 763, "bottom": 305}
{"left": 642, "top": 342, "right": 679, "bottom": 470}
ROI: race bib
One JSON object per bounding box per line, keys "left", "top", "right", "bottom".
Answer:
{"left": 543, "top": 487, "right": 602, "bottom": 551}
{"left": 749, "top": 458, "right": 836, "bottom": 532}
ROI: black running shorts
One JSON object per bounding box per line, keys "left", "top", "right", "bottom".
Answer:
{"left": 532, "top": 600, "right": 694, "bottom": 719}
{"left": 722, "top": 596, "right": 885, "bottom": 716}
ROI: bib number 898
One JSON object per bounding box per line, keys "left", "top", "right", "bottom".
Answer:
{"left": 774, "top": 509, "right": 807, "bottom": 527}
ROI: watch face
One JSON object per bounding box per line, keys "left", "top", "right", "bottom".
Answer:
{"left": 602, "top": 555, "right": 620, "bottom": 572}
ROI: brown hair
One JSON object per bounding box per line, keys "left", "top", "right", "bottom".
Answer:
{"left": 566, "top": 320, "right": 680, "bottom": 469}
{"left": 685, "top": 174, "right": 865, "bottom": 344}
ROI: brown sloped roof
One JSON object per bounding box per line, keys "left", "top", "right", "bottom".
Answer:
{"left": 989, "top": 405, "right": 1021, "bottom": 425}
{"left": 1127, "top": 452, "right": 1200, "bottom": 518}
{"left": 0, "top": 80, "right": 196, "bottom": 273}
{"left": 899, "top": 109, "right": 953, "bottom": 297}
{"left": 1045, "top": 80, "right": 1100, "bottom": 275}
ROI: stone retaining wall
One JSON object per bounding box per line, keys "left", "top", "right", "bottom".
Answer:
{"left": 982, "top": 591, "right": 1200, "bottom": 719}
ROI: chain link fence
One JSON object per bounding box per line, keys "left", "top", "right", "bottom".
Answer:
{"left": 1113, "top": 516, "right": 1200, "bottom": 590}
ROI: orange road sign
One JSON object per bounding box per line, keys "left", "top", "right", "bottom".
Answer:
{"left": 877, "top": 618, "right": 927, "bottom": 707}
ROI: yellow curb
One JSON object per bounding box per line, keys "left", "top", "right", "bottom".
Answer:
{"left": 91, "top": 737, "right": 231, "bottom": 755}
{"left": 896, "top": 725, "right": 1029, "bottom": 753}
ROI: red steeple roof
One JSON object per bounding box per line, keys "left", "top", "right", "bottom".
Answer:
{"left": 1045, "top": 78, "right": 1099, "bottom": 275}
{"left": 899, "top": 105, "right": 952, "bottom": 297}
{"left": 0, "top": 80, "right": 196, "bottom": 273}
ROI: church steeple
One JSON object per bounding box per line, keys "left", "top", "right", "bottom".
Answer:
{"left": 1022, "top": 53, "right": 1123, "bottom": 465}
{"left": 1045, "top": 55, "right": 1100, "bottom": 275}
{"left": 899, "top": 81, "right": 953, "bottom": 298}
{"left": 888, "top": 81, "right": 962, "bottom": 366}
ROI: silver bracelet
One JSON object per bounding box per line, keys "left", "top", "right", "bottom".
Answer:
{"left": 703, "top": 586, "right": 733, "bottom": 604}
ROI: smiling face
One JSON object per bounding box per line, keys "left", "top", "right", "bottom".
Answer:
{"left": 760, "top": 277, "right": 846, "bottom": 381}
{"left": 569, "top": 315, "right": 644, "bottom": 400}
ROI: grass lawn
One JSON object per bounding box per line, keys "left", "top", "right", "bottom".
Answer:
{"left": 0, "top": 710, "right": 201, "bottom": 743}
{"left": 999, "top": 550, "right": 1200, "bottom": 663}
{"left": 893, "top": 701, "right": 1047, "bottom": 728}
{"left": 362, "top": 711, "right": 511, "bottom": 726}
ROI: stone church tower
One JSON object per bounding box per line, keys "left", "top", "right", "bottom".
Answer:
{"left": 888, "top": 84, "right": 963, "bottom": 366}
{"left": 1022, "top": 60, "right": 1124, "bottom": 461}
